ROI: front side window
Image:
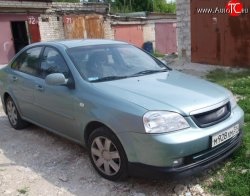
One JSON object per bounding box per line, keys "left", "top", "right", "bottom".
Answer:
{"left": 40, "top": 47, "right": 70, "bottom": 79}
{"left": 67, "top": 44, "right": 168, "bottom": 82}
{"left": 11, "top": 47, "right": 42, "bottom": 76}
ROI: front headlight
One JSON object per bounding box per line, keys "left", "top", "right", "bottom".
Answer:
{"left": 229, "top": 92, "right": 237, "bottom": 109}
{"left": 143, "top": 111, "right": 190, "bottom": 134}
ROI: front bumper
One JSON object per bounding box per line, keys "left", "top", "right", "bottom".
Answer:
{"left": 128, "top": 131, "right": 242, "bottom": 178}
{"left": 117, "top": 106, "right": 244, "bottom": 176}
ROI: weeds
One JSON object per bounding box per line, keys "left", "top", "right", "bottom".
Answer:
{"left": 206, "top": 69, "right": 250, "bottom": 196}
{"left": 17, "top": 186, "right": 29, "bottom": 195}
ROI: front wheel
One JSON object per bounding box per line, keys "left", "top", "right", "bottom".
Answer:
{"left": 6, "top": 97, "right": 28, "bottom": 129}
{"left": 88, "top": 127, "right": 128, "bottom": 181}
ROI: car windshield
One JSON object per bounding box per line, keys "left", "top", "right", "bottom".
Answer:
{"left": 67, "top": 44, "right": 169, "bottom": 82}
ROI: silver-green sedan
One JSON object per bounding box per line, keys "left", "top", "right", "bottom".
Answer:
{"left": 0, "top": 40, "right": 244, "bottom": 181}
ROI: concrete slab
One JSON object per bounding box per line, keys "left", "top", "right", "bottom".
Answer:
{"left": 165, "top": 59, "right": 247, "bottom": 78}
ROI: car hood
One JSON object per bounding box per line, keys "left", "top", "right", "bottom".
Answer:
{"left": 93, "top": 70, "right": 230, "bottom": 115}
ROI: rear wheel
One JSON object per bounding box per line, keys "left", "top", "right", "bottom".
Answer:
{"left": 6, "top": 97, "right": 28, "bottom": 129}
{"left": 88, "top": 127, "right": 128, "bottom": 181}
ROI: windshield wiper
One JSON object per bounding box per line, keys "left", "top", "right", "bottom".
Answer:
{"left": 131, "top": 69, "right": 169, "bottom": 77}
{"left": 91, "top": 76, "right": 128, "bottom": 82}
{"left": 90, "top": 69, "right": 169, "bottom": 82}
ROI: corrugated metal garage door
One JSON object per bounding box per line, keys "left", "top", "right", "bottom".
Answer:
{"left": 191, "top": 0, "right": 250, "bottom": 67}
{"left": 63, "top": 15, "right": 104, "bottom": 39}
{"left": 155, "top": 22, "right": 177, "bottom": 54}
{"left": 114, "top": 25, "right": 144, "bottom": 48}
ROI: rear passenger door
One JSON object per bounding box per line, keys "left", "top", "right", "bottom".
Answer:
{"left": 34, "top": 47, "right": 79, "bottom": 140}
{"left": 9, "top": 46, "right": 43, "bottom": 122}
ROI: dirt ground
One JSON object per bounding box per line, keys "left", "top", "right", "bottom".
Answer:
{"left": 0, "top": 63, "right": 228, "bottom": 196}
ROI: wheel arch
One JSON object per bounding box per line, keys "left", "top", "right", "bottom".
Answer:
{"left": 84, "top": 121, "right": 112, "bottom": 146}
{"left": 84, "top": 120, "right": 129, "bottom": 160}
{"left": 2, "top": 92, "right": 23, "bottom": 118}
{"left": 86, "top": 121, "right": 129, "bottom": 180}
{"left": 2, "top": 92, "right": 11, "bottom": 114}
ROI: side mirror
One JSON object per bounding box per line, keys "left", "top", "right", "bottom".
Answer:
{"left": 45, "top": 73, "right": 67, "bottom": 86}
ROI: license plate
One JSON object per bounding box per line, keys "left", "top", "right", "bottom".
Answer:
{"left": 211, "top": 124, "right": 239, "bottom": 148}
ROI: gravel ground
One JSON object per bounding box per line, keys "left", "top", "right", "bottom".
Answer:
{"left": 0, "top": 102, "right": 215, "bottom": 196}
{"left": 0, "top": 62, "right": 234, "bottom": 196}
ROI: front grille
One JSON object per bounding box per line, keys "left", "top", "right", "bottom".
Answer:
{"left": 192, "top": 102, "right": 231, "bottom": 128}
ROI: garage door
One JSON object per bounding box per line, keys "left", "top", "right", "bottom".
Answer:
{"left": 191, "top": 0, "right": 250, "bottom": 67}
{"left": 155, "top": 22, "right": 177, "bottom": 54}
{"left": 63, "top": 15, "right": 104, "bottom": 39}
{"left": 114, "top": 25, "right": 144, "bottom": 48}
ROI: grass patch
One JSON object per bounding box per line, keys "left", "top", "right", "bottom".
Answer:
{"left": 153, "top": 51, "right": 165, "bottom": 58}
{"left": 206, "top": 69, "right": 250, "bottom": 196}
{"left": 17, "top": 186, "right": 29, "bottom": 195}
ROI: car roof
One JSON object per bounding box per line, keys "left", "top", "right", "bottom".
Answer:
{"left": 47, "top": 39, "right": 128, "bottom": 48}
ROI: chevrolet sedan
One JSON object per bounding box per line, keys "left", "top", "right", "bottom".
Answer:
{"left": 0, "top": 40, "right": 244, "bottom": 181}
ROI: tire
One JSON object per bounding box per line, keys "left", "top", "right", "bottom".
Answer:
{"left": 5, "top": 97, "right": 29, "bottom": 130}
{"left": 88, "top": 127, "right": 128, "bottom": 181}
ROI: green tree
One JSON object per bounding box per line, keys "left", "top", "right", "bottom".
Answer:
{"left": 111, "top": 0, "right": 175, "bottom": 13}
{"left": 110, "top": 0, "right": 152, "bottom": 12}
{"left": 54, "top": 0, "right": 176, "bottom": 13}
{"left": 55, "top": 0, "right": 79, "bottom": 2}
{"left": 153, "top": 0, "right": 176, "bottom": 13}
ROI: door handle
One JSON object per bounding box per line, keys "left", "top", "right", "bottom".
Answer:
{"left": 35, "top": 84, "right": 44, "bottom": 92}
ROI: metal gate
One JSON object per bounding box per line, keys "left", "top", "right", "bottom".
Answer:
{"left": 155, "top": 22, "right": 177, "bottom": 54}
{"left": 114, "top": 25, "right": 144, "bottom": 48}
{"left": 27, "top": 16, "right": 41, "bottom": 43}
{"left": 191, "top": 0, "right": 250, "bottom": 67}
{"left": 63, "top": 15, "right": 104, "bottom": 39}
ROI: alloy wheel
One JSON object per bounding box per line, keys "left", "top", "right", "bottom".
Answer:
{"left": 7, "top": 99, "right": 18, "bottom": 126}
{"left": 91, "top": 136, "right": 121, "bottom": 176}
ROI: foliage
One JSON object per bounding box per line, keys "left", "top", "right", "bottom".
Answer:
{"left": 153, "top": 51, "right": 165, "bottom": 58}
{"left": 55, "top": 0, "right": 79, "bottom": 2}
{"left": 17, "top": 186, "right": 29, "bottom": 195}
{"left": 206, "top": 69, "right": 250, "bottom": 196}
{"left": 54, "top": 0, "right": 176, "bottom": 13}
{"left": 55, "top": 0, "right": 176, "bottom": 13}
{"left": 153, "top": 0, "right": 176, "bottom": 13}
{"left": 111, "top": 0, "right": 152, "bottom": 13}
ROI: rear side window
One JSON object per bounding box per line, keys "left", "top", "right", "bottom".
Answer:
{"left": 11, "top": 47, "right": 42, "bottom": 76}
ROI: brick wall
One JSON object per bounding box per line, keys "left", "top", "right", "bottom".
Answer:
{"left": 49, "top": 2, "right": 108, "bottom": 14}
{"left": 38, "top": 2, "right": 109, "bottom": 41}
{"left": 176, "top": 0, "right": 191, "bottom": 61}
{"left": 38, "top": 15, "right": 65, "bottom": 41}
{"left": 103, "top": 17, "right": 114, "bottom": 40}
{"left": 0, "top": 0, "right": 50, "bottom": 9}
{"left": 143, "top": 23, "right": 156, "bottom": 50}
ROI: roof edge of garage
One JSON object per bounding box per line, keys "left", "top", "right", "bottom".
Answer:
{"left": 0, "top": 1, "right": 51, "bottom": 9}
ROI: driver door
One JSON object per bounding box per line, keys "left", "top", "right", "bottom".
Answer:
{"left": 34, "top": 47, "right": 79, "bottom": 140}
